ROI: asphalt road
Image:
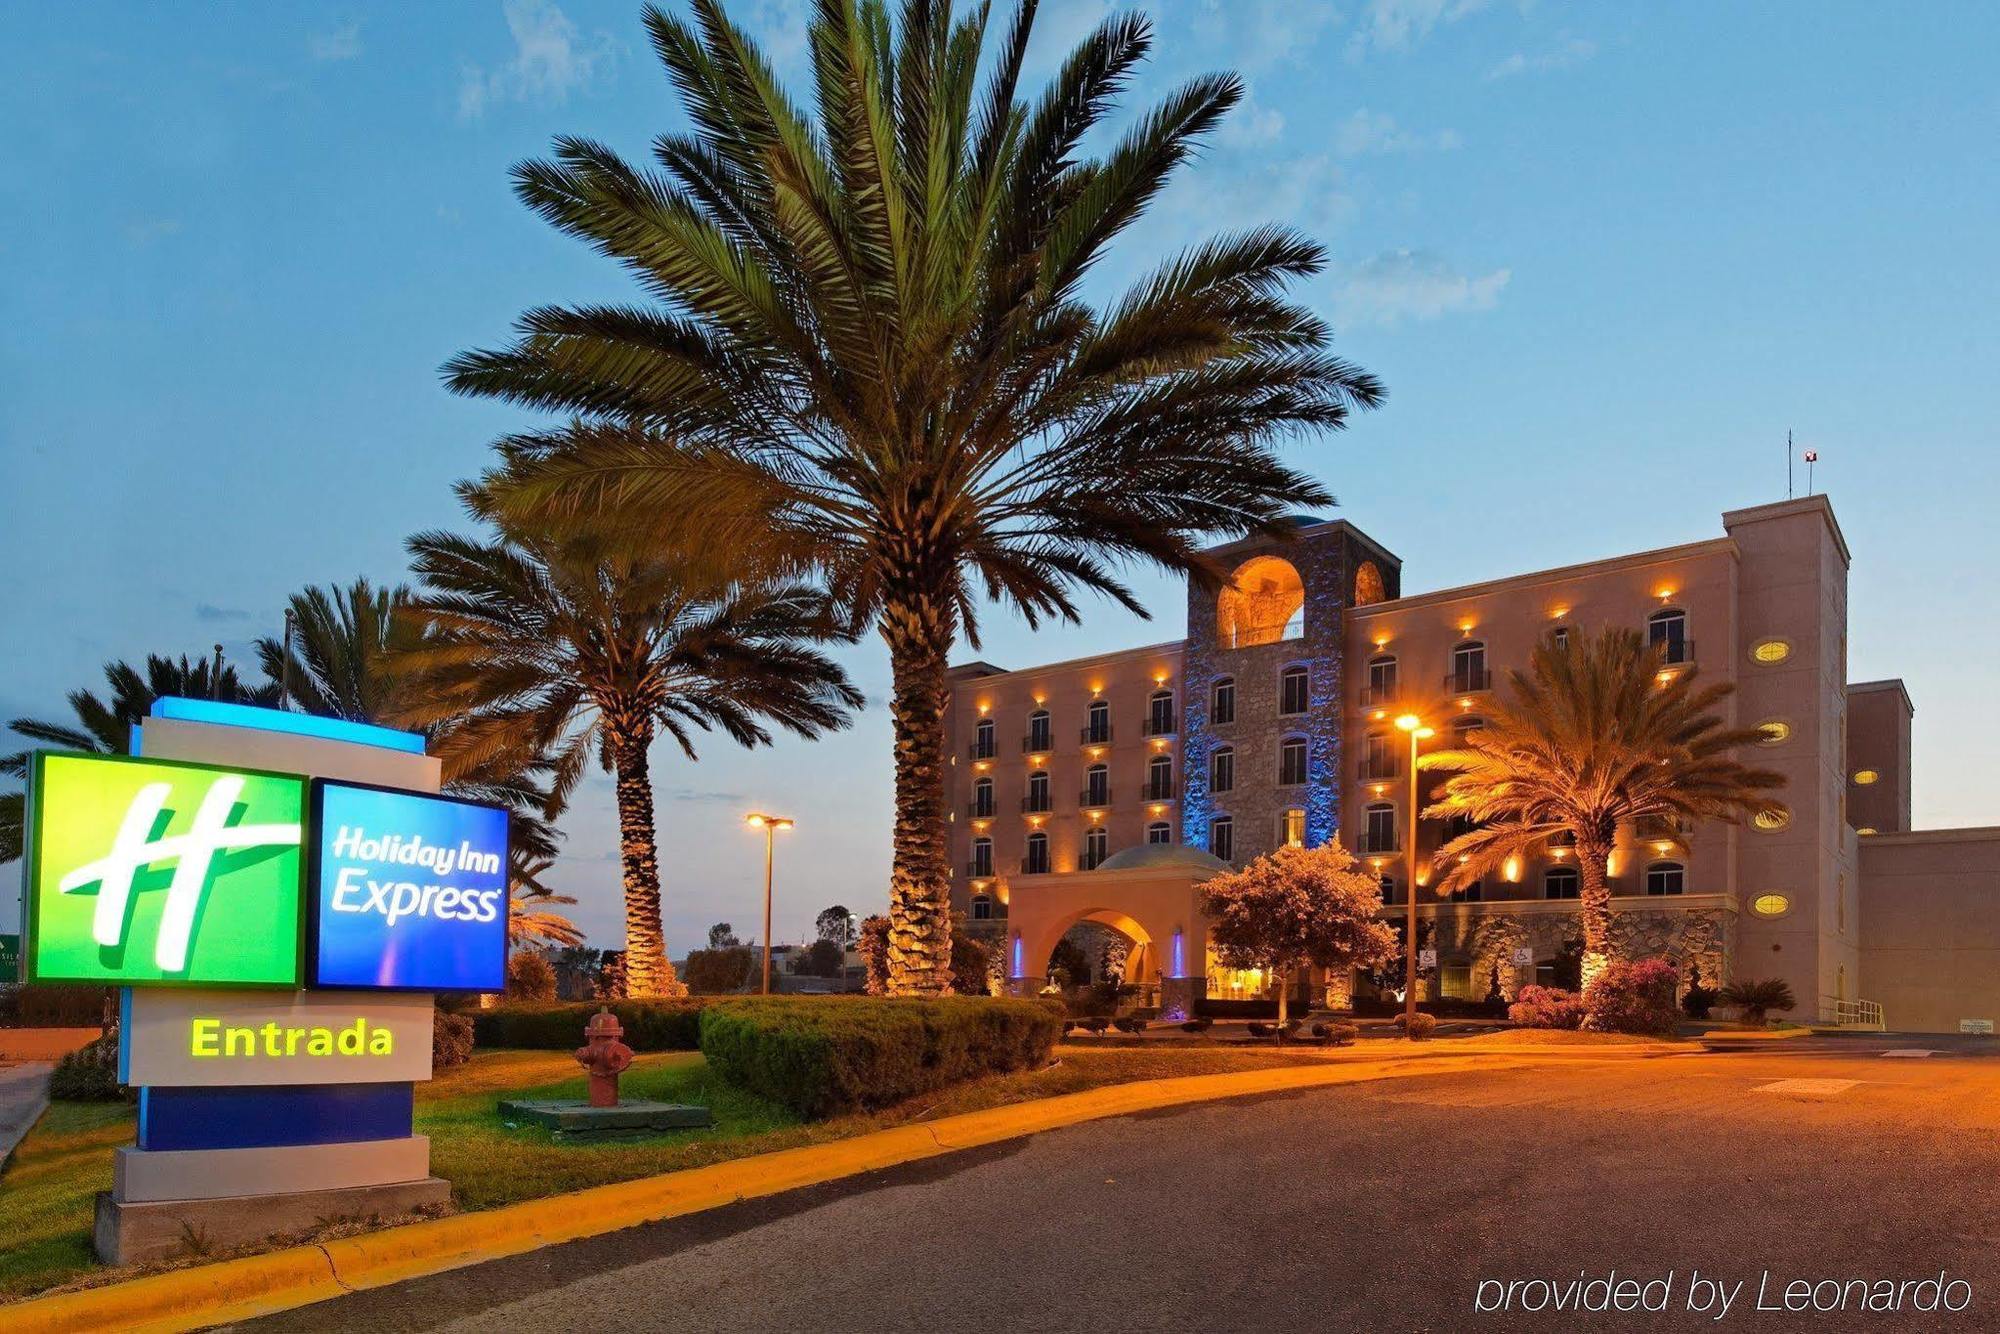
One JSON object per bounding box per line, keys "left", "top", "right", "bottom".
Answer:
{"left": 238, "top": 1043, "right": 2000, "bottom": 1332}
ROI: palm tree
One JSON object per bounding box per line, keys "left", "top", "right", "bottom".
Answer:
{"left": 1, "top": 654, "right": 275, "bottom": 863}
{"left": 387, "top": 521, "right": 861, "bottom": 996}
{"left": 509, "top": 857, "right": 587, "bottom": 949}
{"left": 450, "top": 1, "right": 1383, "bottom": 992}
{"left": 1420, "top": 628, "right": 1784, "bottom": 988}
{"left": 256, "top": 578, "right": 422, "bottom": 722}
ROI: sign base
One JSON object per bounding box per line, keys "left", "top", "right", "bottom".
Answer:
{"left": 93, "top": 1176, "right": 451, "bottom": 1265}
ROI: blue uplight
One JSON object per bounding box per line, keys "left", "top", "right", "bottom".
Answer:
{"left": 150, "top": 697, "right": 428, "bottom": 755}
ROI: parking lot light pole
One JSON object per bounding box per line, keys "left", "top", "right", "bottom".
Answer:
{"left": 745, "top": 813, "right": 795, "bottom": 994}
{"left": 1394, "top": 715, "right": 1434, "bottom": 1031}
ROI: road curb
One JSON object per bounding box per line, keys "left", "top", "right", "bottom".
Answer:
{"left": 10, "top": 1053, "right": 1531, "bottom": 1332}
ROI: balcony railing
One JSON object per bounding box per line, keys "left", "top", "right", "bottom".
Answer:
{"left": 1021, "top": 733, "right": 1053, "bottom": 754}
{"left": 1020, "top": 857, "right": 1051, "bottom": 875}
{"left": 1143, "top": 780, "right": 1177, "bottom": 803}
{"left": 1080, "top": 723, "right": 1113, "bottom": 745}
{"left": 966, "top": 800, "right": 995, "bottom": 818}
{"left": 968, "top": 739, "right": 997, "bottom": 760}
{"left": 1021, "top": 794, "right": 1053, "bottom": 814}
{"left": 1081, "top": 850, "right": 1109, "bottom": 871}
{"left": 1651, "top": 638, "right": 1696, "bottom": 666}
{"left": 1357, "top": 685, "right": 1400, "bottom": 708}
{"left": 1355, "top": 834, "right": 1401, "bottom": 855}
{"left": 1079, "top": 787, "right": 1112, "bottom": 808}
{"left": 1141, "top": 714, "right": 1176, "bottom": 737}
{"left": 964, "top": 860, "right": 993, "bottom": 878}
{"left": 1444, "top": 668, "right": 1493, "bottom": 694}
{"left": 1359, "top": 758, "right": 1402, "bottom": 782}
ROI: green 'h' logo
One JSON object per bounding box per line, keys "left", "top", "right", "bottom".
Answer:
{"left": 27, "top": 753, "right": 306, "bottom": 986}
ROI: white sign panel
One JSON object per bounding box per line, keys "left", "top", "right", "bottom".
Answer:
{"left": 1418, "top": 948, "right": 1438, "bottom": 970}
{"left": 1960, "top": 1018, "right": 1994, "bottom": 1035}
{"left": 121, "top": 987, "right": 436, "bottom": 1087}
{"left": 1511, "top": 947, "right": 1535, "bottom": 967}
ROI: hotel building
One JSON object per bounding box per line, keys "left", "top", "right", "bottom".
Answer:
{"left": 942, "top": 496, "right": 2000, "bottom": 1033}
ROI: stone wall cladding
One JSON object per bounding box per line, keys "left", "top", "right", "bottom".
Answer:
{"left": 1422, "top": 906, "right": 1733, "bottom": 1000}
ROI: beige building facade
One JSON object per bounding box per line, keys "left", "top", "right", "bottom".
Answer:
{"left": 943, "top": 496, "right": 1999, "bottom": 1033}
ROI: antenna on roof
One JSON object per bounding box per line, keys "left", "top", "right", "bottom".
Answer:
{"left": 1804, "top": 448, "right": 1819, "bottom": 496}
{"left": 1786, "top": 429, "right": 1794, "bottom": 499}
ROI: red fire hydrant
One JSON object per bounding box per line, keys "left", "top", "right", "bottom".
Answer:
{"left": 574, "top": 1008, "right": 635, "bottom": 1108}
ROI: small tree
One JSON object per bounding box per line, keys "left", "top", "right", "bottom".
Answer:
{"left": 949, "top": 935, "right": 991, "bottom": 996}
{"left": 858, "top": 915, "right": 891, "bottom": 995}
{"left": 1199, "top": 844, "right": 1400, "bottom": 1036}
{"left": 707, "top": 922, "right": 740, "bottom": 949}
{"left": 793, "top": 937, "right": 845, "bottom": 978}
{"left": 815, "top": 905, "right": 858, "bottom": 948}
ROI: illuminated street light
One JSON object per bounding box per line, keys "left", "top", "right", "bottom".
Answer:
{"left": 1393, "top": 713, "right": 1435, "bottom": 1033}
{"left": 745, "top": 813, "right": 795, "bottom": 994}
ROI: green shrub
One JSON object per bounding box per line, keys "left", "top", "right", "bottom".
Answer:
{"left": 1681, "top": 984, "right": 1720, "bottom": 1020}
{"left": 1402, "top": 1012, "right": 1438, "bottom": 1041}
{"left": 1112, "top": 1015, "right": 1147, "bottom": 1034}
{"left": 16, "top": 984, "right": 113, "bottom": 1028}
{"left": 1180, "top": 1017, "right": 1213, "bottom": 1034}
{"left": 471, "top": 999, "right": 708, "bottom": 1051}
{"left": 1509, "top": 985, "right": 1587, "bottom": 1030}
{"left": 433, "top": 1009, "right": 475, "bottom": 1069}
{"left": 48, "top": 1035, "right": 130, "bottom": 1101}
{"left": 1312, "top": 1021, "right": 1359, "bottom": 1045}
{"left": 949, "top": 934, "right": 991, "bottom": 996}
{"left": 684, "top": 947, "right": 755, "bottom": 995}
{"left": 506, "top": 951, "right": 558, "bottom": 1001}
{"left": 698, "top": 996, "right": 1063, "bottom": 1118}
{"left": 1584, "top": 958, "right": 1681, "bottom": 1036}
{"left": 1720, "top": 977, "right": 1797, "bottom": 1026}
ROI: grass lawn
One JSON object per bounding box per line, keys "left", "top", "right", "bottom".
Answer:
{"left": 0, "top": 1043, "right": 1330, "bottom": 1301}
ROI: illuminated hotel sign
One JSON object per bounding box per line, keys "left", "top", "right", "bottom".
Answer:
{"left": 121, "top": 987, "right": 435, "bottom": 1087}
{"left": 23, "top": 753, "right": 305, "bottom": 987}
{"left": 309, "top": 782, "right": 510, "bottom": 992}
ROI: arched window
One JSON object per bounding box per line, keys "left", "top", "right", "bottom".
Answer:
{"left": 1147, "top": 821, "right": 1173, "bottom": 845}
{"left": 1366, "top": 654, "right": 1398, "bottom": 703}
{"left": 1025, "top": 708, "right": 1051, "bottom": 753}
{"left": 1648, "top": 609, "right": 1689, "bottom": 664}
{"left": 1544, "top": 866, "right": 1580, "bottom": 900}
{"left": 1210, "top": 744, "right": 1235, "bottom": 794}
{"left": 1084, "top": 699, "right": 1111, "bottom": 744}
{"left": 1146, "top": 689, "right": 1175, "bottom": 736}
{"left": 1023, "top": 832, "right": 1050, "bottom": 875}
{"left": 1364, "top": 802, "right": 1396, "bottom": 853}
{"left": 1146, "top": 754, "right": 1173, "bottom": 801}
{"left": 1083, "top": 826, "right": 1109, "bottom": 870}
{"left": 1645, "top": 861, "right": 1685, "bottom": 896}
{"left": 1025, "top": 770, "right": 1051, "bottom": 813}
{"left": 1209, "top": 815, "right": 1234, "bottom": 862}
{"left": 1278, "top": 735, "right": 1308, "bottom": 786}
{"left": 1210, "top": 676, "right": 1236, "bottom": 726}
{"left": 1217, "top": 555, "right": 1304, "bottom": 648}
{"left": 1281, "top": 808, "right": 1307, "bottom": 848}
{"left": 1550, "top": 625, "right": 1570, "bottom": 651}
{"left": 1379, "top": 874, "right": 1402, "bottom": 905}
{"left": 1082, "top": 763, "right": 1109, "bottom": 808}
{"left": 972, "top": 717, "right": 996, "bottom": 759}
{"left": 971, "top": 776, "right": 994, "bottom": 818}
{"left": 1450, "top": 641, "right": 1488, "bottom": 693}
{"left": 971, "top": 894, "right": 993, "bottom": 920}
{"left": 970, "top": 837, "right": 993, "bottom": 878}
{"left": 1452, "top": 714, "right": 1486, "bottom": 741}
{"left": 1362, "top": 731, "right": 1397, "bottom": 781}
{"left": 1353, "top": 559, "right": 1386, "bottom": 608}
{"left": 1279, "top": 665, "right": 1309, "bottom": 715}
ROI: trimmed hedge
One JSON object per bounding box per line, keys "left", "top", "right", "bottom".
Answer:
{"left": 698, "top": 996, "right": 1063, "bottom": 1118}
{"left": 471, "top": 999, "right": 708, "bottom": 1051}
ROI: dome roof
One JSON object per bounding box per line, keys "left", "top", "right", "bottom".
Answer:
{"left": 1094, "top": 843, "right": 1231, "bottom": 874}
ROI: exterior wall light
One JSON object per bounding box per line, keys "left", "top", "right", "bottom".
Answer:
{"left": 1756, "top": 720, "right": 1791, "bottom": 745}
{"left": 1852, "top": 769, "right": 1880, "bottom": 786}
{"left": 1751, "top": 893, "right": 1791, "bottom": 918}
{"left": 1751, "top": 639, "right": 1792, "bottom": 665}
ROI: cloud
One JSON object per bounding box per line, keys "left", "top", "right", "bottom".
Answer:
{"left": 1331, "top": 249, "right": 1510, "bottom": 327}
{"left": 1215, "top": 92, "right": 1286, "bottom": 148}
{"left": 195, "top": 604, "right": 255, "bottom": 623}
{"left": 1332, "top": 109, "right": 1462, "bottom": 158}
{"left": 309, "top": 22, "right": 362, "bottom": 62}
{"left": 1487, "top": 34, "right": 1597, "bottom": 79}
{"left": 458, "top": 0, "right": 617, "bottom": 122}
{"left": 1347, "top": 0, "right": 1488, "bottom": 59}
{"left": 123, "top": 218, "right": 182, "bottom": 248}
{"left": 1193, "top": 0, "right": 1344, "bottom": 73}
{"left": 657, "top": 787, "right": 750, "bottom": 806}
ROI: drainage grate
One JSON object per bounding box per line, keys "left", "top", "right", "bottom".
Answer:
{"left": 1753, "top": 1078, "right": 1859, "bottom": 1096}
{"left": 1880, "top": 1049, "right": 1936, "bottom": 1058}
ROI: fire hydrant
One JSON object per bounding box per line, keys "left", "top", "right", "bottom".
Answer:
{"left": 574, "top": 1008, "right": 635, "bottom": 1108}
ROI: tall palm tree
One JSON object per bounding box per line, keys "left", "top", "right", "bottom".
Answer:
{"left": 450, "top": 0, "right": 1383, "bottom": 992}
{"left": 1, "top": 654, "right": 274, "bottom": 863}
{"left": 387, "top": 521, "right": 861, "bottom": 996}
{"left": 1419, "top": 628, "right": 1784, "bottom": 987}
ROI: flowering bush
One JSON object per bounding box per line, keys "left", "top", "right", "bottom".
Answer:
{"left": 1583, "top": 958, "right": 1681, "bottom": 1036}
{"left": 1508, "top": 985, "right": 1587, "bottom": 1030}
{"left": 1402, "top": 1012, "right": 1438, "bottom": 1041}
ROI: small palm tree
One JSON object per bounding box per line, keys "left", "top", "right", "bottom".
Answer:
{"left": 509, "top": 857, "right": 586, "bottom": 950}
{"left": 1720, "top": 977, "right": 1796, "bottom": 1026}
{"left": 1420, "top": 628, "right": 1783, "bottom": 987}
{"left": 451, "top": 0, "right": 1382, "bottom": 992}
{"left": 256, "top": 578, "right": 423, "bottom": 722}
{"left": 387, "top": 521, "right": 860, "bottom": 997}
{"left": 1, "top": 654, "right": 274, "bottom": 863}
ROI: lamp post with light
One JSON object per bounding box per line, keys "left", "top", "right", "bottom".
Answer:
{"left": 1394, "top": 714, "right": 1434, "bottom": 1031}
{"left": 745, "top": 813, "right": 794, "bottom": 994}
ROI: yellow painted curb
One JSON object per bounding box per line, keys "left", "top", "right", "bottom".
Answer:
{"left": 9, "top": 1052, "right": 1533, "bottom": 1333}
{"left": 1699, "top": 1027, "right": 1812, "bottom": 1049}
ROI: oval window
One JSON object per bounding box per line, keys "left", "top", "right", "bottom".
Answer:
{"left": 1852, "top": 769, "right": 1879, "bottom": 786}
{"left": 1751, "top": 639, "right": 1791, "bottom": 665}
{"left": 1751, "top": 893, "right": 1790, "bottom": 918}
{"left": 1855, "top": 827, "right": 1879, "bottom": 836}
{"left": 1752, "top": 806, "right": 1791, "bottom": 832}
{"left": 1757, "top": 720, "right": 1791, "bottom": 745}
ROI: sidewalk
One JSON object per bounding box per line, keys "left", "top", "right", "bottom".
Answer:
{"left": 0, "top": 1062, "right": 53, "bottom": 1165}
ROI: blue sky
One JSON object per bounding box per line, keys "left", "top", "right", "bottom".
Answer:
{"left": 4, "top": 1, "right": 1997, "bottom": 951}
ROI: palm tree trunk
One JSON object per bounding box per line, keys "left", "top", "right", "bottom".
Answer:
{"left": 882, "top": 597, "right": 954, "bottom": 996}
{"left": 1577, "top": 840, "right": 1615, "bottom": 992}
{"left": 609, "top": 720, "right": 671, "bottom": 998}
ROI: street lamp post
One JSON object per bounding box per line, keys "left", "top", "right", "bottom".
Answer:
{"left": 1394, "top": 714, "right": 1434, "bottom": 1032}
{"left": 745, "top": 813, "right": 795, "bottom": 995}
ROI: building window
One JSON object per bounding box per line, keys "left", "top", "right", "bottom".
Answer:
{"left": 1364, "top": 802, "right": 1396, "bottom": 853}
{"left": 1026, "top": 771, "right": 1050, "bottom": 813}
{"left": 1211, "top": 677, "right": 1235, "bottom": 726}
{"left": 1852, "top": 768, "right": 1880, "bottom": 786}
{"left": 1282, "top": 808, "right": 1306, "bottom": 848}
{"left": 1083, "top": 763, "right": 1109, "bottom": 808}
{"left": 971, "top": 777, "right": 994, "bottom": 818}
{"left": 971, "top": 837, "right": 993, "bottom": 878}
{"left": 1210, "top": 745, "right": 1235, "bottom": 794}
{"left": 1147, "top": 821, "right": 1172, "bottom": 845}
{"left": 1085, "top": 699, "right": 1110, "bottom": 745}
{"left": 1751, "top": 638, "right": 1792, "bottom": 665}
{"left": 1379, "top": 874, "right": 1402, "bottom": 905}
{"left": 1083, "top": 826, "right": 1109, "bottom": 870}
{"left": 1452, "top": 715, "right": 1486, "bottom": 743}
{"left": 1451, "top": 879, "right": 1483, "bottom": 903}
{"left": 1550, "top": 626, "right": 1570, "bottom": 651}
{"left": 971, "top": 894, "right": 993, "bottom": 920}
{"left": 1279, "top": 665, "right": 1309, "bottom": 715}
{"left": 1026, "top": 709, "right": 1052, "bottom": 753}
{"left": 973, "top": 718, "right": 996, "bottom": 759}
{"left": 1146, "top": 754, "right": 1173, "bottom": 801}
{"left": 1278, "top": 736, "right": 1308, "bottom": 786}
{"left": 1751, "top": 892, "right": 1790, "bottom": 918}
{"left": 1146, "top": 689, "right": 1175, "bottom": 736}
{"left": 1362, "top": 731, "right": 1397, "bottom": 780}
{"left": 1757, "top": 719, "right": 1791, "bottom": 745}
{"left": 1752, "top": 805, "right": 1790, "bottom": 831}
{"left": 1366, "top": 655, "right": 1398, "bottom": 702}
{"left": 1648, "top": 609, "right": 1689, "bottom": 664}
{"left": 1209, "top": 815, "right": 1234, "bottom": 862}
{"left": 1645, "top": 862, "right": 1685, "bottom": 896}
{"left": 1449, "top": 641, "right": 1488, "bottom": 693}
{"left": 1544, "top": 866, "right": 1580, "bottom": 899}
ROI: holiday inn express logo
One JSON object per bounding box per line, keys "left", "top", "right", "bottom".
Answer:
{"left": 27, "top": 753, "right": 306, "bottom": 985}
